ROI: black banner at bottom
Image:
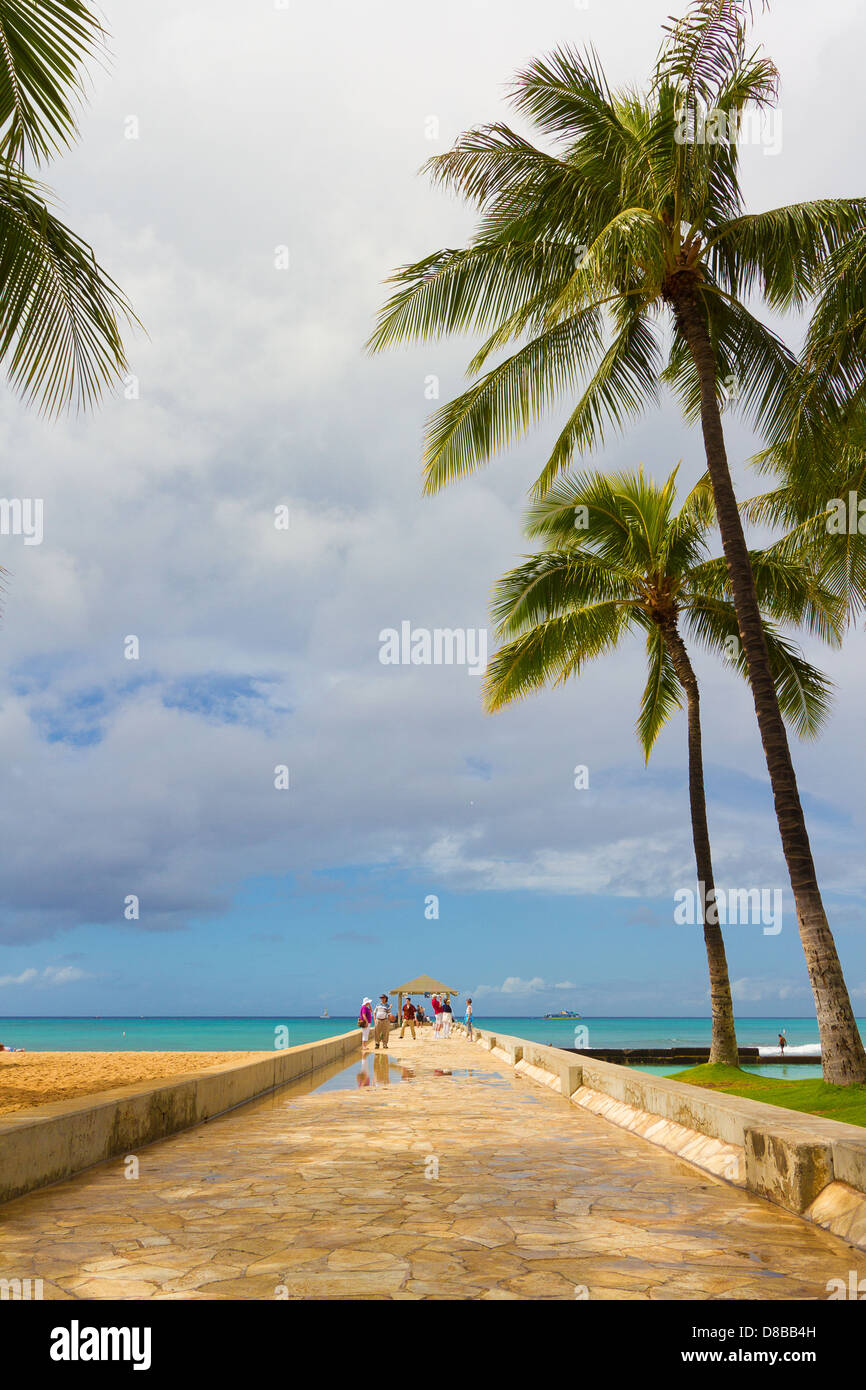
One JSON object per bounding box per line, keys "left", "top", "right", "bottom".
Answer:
{"left": 4, "top": 1295, "right": 861, "bottom": 1377}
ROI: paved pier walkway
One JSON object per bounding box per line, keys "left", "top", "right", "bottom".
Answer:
{"left": 1, "top": 1031, "right": 863, "bottom": 1300}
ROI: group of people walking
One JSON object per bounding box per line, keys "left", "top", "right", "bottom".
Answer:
{"left": 357, "top": 992, "right": 473, "bottom": 1049}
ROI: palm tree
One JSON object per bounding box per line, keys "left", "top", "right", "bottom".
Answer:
{"left": 484, "top": 468, "right": 838, "bottom": 1065}
{"left": 368, "top": 0, "right": 866, "bottom": 1081}
{"left": 0, "top": 0, "right": 133, "bottom": 412}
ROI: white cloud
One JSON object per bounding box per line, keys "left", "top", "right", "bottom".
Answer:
{"left": 0, "top": 966, "right": 90, "bottom": 988}
{"left": 730, "top": 977, "right": 810, "bottom": 1004}
{"left": 0, "top": 968, "right": 38, "bottom": 987}
{"left": 41, "top": 966, "right": 91, "bottom": 986}
{"left": 474, "top": 977, "right": 556, "bottom": 999}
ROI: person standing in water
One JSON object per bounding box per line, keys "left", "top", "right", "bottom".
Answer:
{"left": 778, "top": 1031, "right": 787, "bottom": 1055}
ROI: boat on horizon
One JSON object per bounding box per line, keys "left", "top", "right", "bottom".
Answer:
{"left": 543, "top": 1009, "right": 581, "bottom": 1019}
{"left": 321, "top": 1009, "right": 329, "bottom": 1018}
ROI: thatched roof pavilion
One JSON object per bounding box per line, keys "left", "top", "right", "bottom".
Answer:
{"left": 389, "top": 974, "right": 460, "bottom": 1021}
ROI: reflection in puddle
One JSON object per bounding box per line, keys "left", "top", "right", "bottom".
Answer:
{"left": 313, "top": 1052, "right": 416, "bottom": 1092}
{"left": 272, "top": 1052, "right": 508, "bottom": 1101}
{"left": 301, "top": 1058, "right": 510, "bottom": 1095}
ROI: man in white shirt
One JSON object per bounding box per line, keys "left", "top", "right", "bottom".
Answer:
{"left": 373, "top": 994, "right": 392, "bottom": 1049}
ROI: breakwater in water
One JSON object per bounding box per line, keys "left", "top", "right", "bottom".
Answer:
{"left": 566, "top": 1047, "right": 821, "bottom": 1066}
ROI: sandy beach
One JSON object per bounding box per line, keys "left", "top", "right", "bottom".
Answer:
{"left": 0, "top": 1051, "right": 256, "bottom": 1117}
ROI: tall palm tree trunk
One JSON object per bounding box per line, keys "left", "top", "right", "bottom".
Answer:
{"left": 673, "top": 287, "right": 866, "bottom": 1084}
{"left": 660, "top": 617, "right": 739, "bottom": 1065}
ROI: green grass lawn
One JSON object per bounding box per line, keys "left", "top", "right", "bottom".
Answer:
{"left": 668, "top": 1063, "right": 866, "bottom": 1128}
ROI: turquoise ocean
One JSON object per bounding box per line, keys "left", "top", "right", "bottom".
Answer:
{"left": 0, "top": 1015, "right": 849, "bottom": 1052}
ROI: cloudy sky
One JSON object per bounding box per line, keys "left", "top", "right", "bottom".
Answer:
{"left": 0, "top": 0, "right": 864, "bottom": 1019}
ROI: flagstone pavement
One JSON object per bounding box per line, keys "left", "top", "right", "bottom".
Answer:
{"left": 1, "top": 1030, "right": 863, "bottom": 1300}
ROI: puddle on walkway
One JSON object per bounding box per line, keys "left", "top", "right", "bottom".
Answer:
{"left": 313, "top": 1053, "right": 416, "bottom": 1091}
{"left": 208, "top": 1052, "right": 510, "bottom": 1118}
{"left": 309, "top": 1056, "right": 507, "bottom": 1093}
{"left": 295, "top": 1056, "right": 509, "bottom": 1095}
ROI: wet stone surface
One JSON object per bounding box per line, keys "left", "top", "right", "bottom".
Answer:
{"left": 0, "top": 1031, "right": 862, "bottom": 1300}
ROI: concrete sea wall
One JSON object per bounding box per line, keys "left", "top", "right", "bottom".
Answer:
{"left": 0, "top": 1030, "right": 361, "bottom": 1205}
{"left": 462, "top": 1025, "right": 866, "bottom": 1251}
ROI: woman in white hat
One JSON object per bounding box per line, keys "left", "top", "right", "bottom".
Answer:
{"left": 358, "top": 997, "right": 373, "bottom": 1049}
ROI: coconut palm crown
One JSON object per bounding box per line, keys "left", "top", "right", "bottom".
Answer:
{"left": 485, "top": 467, "right": 839, "bottom": 1064}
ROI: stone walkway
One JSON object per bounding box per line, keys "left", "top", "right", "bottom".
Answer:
{"left": 1, "top": 1031, "right": 863, "bottom": 1300}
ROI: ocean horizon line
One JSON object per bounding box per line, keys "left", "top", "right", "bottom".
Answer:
{"left": 0, "top": 1013, "right": 836, "bottom": 1021}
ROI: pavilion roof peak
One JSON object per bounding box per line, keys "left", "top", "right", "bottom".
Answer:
{"left": 390, "top": 973, "right": 460, "bottom": 996}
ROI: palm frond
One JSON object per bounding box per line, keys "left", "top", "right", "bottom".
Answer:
{"left": 422, "top": 308, "right": 606, "bottom": 493}
{"left": 533, "top": 309, "right": 661, "bottom": 497}
{"left": 422, "top": 124, "right": 570, "bottom": 208}
{"left": 526, "top": 468, "right": 659, "bottom": 571}
{"left": 637, "top": 625, "right": 682, "bottom": 759}
{"left": 0, "top": 0, "right": 104, "bottom": 164}
{"left": 682, "top": 595, "right": 833, "bottom": 738}
{"left": 801, "top": 232, "right": 866, "bottom": 413}
{"left": 707, "top": 200, "right": 866, "bottom": 311}
{"left": 686, "top": 548, "right": 843, "bottom": 644}
{"left": 0, "top": 168, "right": 133, "bottom": 412}
{"left": 366, "top": 240, "right": 577, "bottom": 354}
{"left": 483, "top": 602, "right": 630, "bottom": 710}
{"left": 509, "top": 46, "right": 617, "bottom": 142}
{"left": 656, "top": 1, "right": 774, "bottom": 110}
{"left": 490, "top": 549, "right": 634, "bottom": 637}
